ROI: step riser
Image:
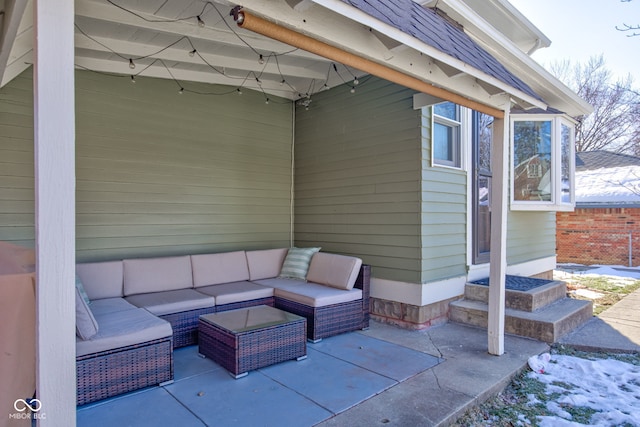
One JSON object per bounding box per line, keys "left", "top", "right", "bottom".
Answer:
{"left": 449, "top": 298, "right": 593, "bottom": 343}
{"left": 464, "top": 281, "right": 567, "bottom": 312}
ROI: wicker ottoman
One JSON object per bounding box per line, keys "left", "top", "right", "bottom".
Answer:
{"left": 198, "top": 305, "right": 307, "bottom": 378}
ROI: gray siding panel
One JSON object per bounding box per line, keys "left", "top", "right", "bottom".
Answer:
{"left": 294, "top": 78, "right": 422, "bottom": 283}
{"left": 0, "top": 70, "right": 293, "bottom": 261}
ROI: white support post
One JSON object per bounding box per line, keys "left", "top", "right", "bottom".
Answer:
{"left": 33, "top": 0, "right": 76, "bottom": 425}
{"left": 487, "top": 108, "right": 510, "bottom": 356}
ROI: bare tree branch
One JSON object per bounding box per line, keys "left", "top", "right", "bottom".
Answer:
{"left": 550, "top": 55, "right": 640, "bottom": 155}
{"left": 618, "top": 0, "right": 640, "bottom": 36}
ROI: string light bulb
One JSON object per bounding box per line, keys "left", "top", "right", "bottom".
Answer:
{"left": 265, "top": 98, "right": 270, "bottom": 105}
{"left": 178, "top": 87, "right": 184, "bottom": 94}
{"left": 258, "top": 54, "right": 265, "bottom": 65}
{"left": 353, "top": 78, "right": 359, "bottom": 85}
{"left": 129, "top": 58, "right": 135, "bottom": 69}
{"left": 350, "top": 87, "right": 356, "bottom": 94}
{"left": 236, "top": 88, "right": 242, "bottom": 95}
{"left": 256, "top": 77, "right": 262, "bottom": 87}
{"left": 130, "top": 75, "right": 136, "bottom": 83}
{"left": 189, "top": 49, "right": 196, "bottom": 57}
{"left": 280, "top": 79, "right": 285, "bottom": 86}
{"left": 197, "top": 15, "right": 205, "bottom": 28}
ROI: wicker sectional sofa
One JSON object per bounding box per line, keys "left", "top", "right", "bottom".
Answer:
{"left": 74, "top": 248, "right": 370, "bottom": 405}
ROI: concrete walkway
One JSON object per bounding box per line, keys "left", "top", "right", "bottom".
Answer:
{"left": 318, "top": 288, "right": 640, "bottom": 427}
{"left": 559, "top": 287, "right": 640, "bottom": 353}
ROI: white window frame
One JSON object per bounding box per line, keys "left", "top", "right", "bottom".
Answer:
{"left": 510, "top": 114, "right": 576, "bottom": 211}
{"left": 431, "top": 102, "right": 469, "bottom": 170}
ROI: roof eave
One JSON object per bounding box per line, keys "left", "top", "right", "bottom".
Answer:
{"left": 425, "top": 0, "right": 592, "bottom": 117}
{"left": 310, "top": 0, "right": 546, "bottom": 110}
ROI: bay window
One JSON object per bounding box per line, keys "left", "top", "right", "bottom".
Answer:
{"left": 510, "top": 113, "right": 576, "bottom": 211}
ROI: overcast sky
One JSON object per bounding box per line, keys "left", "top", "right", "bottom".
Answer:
{"left": 509, "top": 0, "right": 640, "bottom": 82}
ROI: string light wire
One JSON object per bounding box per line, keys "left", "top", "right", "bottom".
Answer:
{"left": 76, "top": 1, "right": 369, "bottom": 100}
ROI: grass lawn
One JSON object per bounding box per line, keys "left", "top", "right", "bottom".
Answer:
{"left": 559, "top": 269, "right": 640, "bottom": 315}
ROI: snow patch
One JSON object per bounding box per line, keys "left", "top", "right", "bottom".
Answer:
{"left": 576, "top": 165, "right": 640, "bottom": 204}
{"left": 530, "top": 354, "right": 640, "bottom": 426}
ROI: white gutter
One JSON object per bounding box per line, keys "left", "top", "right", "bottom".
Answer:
{"left": 310, "top": 0, "right": 547, "bottom": 110}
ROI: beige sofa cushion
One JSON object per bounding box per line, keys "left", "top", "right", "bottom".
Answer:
{"left": 76, "top": 261, "right": 124, "bottom": 299}
{"left": 76, "top": 308, "right": 172, "bottom": 357}
{"left": 196, "top": 281, "right": 274, "bottom": 305}
{"left": 125, "top": 289, "right": 215, "bottom": 316}
{"left": 246, "top": 248, "right": 288, "bottom": 280}
{"left": 306, "top": 253, "right": 362, "bottom": 290}
{"left": 191, "top": 251, "right": 249, "bottom": 287}
{"left": 252, "top": 277, "right": 306, "bottom": 289}
{"left": 123, "top": 256, "right": 193, "bottom": 296}
{"left": 89, "top": 298, "right": 138, "bottom": 317}
{"left": 274, "top": 282, "right": 362, "bottom": 308}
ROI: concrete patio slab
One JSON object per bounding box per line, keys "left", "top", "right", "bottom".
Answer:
{"left": 165, "top": 368, "right": 331, "bottom": 427}
{"left": 310, "top": 333, "right": 441, "bottom": 381}
{"left": 76, "top": 387, "right": 205, "bottom": 427}
{"left": 260, "top": 348, "right": 396, "bottom": 414}
{"left": 317, "top": 322, "right": 549, "bottom": 426}
{"left": 77, "top": 287, "right": 640, "bottom": 426}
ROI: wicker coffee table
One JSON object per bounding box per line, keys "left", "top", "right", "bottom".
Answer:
{"left": 198, "top": 305, "right": 307, "bottom": 378}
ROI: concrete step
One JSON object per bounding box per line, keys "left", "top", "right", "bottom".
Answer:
{"left": 464, "top": 280, "right": 567, "bottom": 312}
{"left": 449, "top": 297, "right": 593, "bottom": 343}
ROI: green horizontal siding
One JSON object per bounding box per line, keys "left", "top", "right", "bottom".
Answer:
{"left": 294, "top": 78, "right": 422, "bottom": 283}
{"left": 0, "top": 69, "right": 293, "bottom": 261}
{"left": 420, "top": 107, "right": 468, "bottom": 282}
{"left": 0, "top": 71, "right": 34, "bottom": 248}
{"left": 507, "top": 211, "right": 556, "bottom": 264}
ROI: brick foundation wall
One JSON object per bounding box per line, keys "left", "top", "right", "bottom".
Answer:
{"left": 370, "top": 296, "right": 460, "bottom": 329}
{"left": 557, "top": 207, "right": 640, "bottom": 266}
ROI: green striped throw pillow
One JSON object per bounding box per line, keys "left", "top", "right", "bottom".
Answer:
{"left": 279, "top": 247, "right": 321, "bottom": 280}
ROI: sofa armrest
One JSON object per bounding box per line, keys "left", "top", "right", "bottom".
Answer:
{"left": 353, "top": 264, "right": 371, "bottom": 329}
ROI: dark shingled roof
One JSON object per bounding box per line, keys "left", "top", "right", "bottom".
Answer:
{"left": 576, "top": 151, "right": 640, "bottom": 171}
{"left": 341, "top": 0, "right": 542, "bottom": 101}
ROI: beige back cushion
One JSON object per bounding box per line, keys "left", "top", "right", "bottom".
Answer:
{"left": 123, "top": 255, "right": 193, "bottom": 296}
{"left": 246, "top": 248, "right": 288, "bottom": 280}
{"left": 76, "top": 260, "right": 124, "bottom": 300}
{"left": 191, "top": 251, "right": 249, "bottom": 287}
{"left": 306, "top": 253, "right": 362, "bottom": 290}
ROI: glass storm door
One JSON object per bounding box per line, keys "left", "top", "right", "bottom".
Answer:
{"left": 472, "top": 112, "right": 493, "bottom": 264}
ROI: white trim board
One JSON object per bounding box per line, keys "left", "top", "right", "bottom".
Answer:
{"left": 371, "top": 255, "right": 557, "bottom": 306}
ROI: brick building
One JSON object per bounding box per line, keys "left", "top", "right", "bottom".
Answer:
{"left": 557, "top": 151, "right": 640, "bottom": 266}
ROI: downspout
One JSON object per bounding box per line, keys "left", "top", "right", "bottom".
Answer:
{"left": 231, "top": 8, "right": 505, "bottom": 119}
{"left": 290, "top": 101, "right": 295, "bottom": 247}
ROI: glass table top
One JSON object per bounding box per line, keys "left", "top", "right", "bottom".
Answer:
{"left": 200, "top": 305, "right": 304, "bottom": 333}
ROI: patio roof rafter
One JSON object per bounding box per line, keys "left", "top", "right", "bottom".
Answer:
{"left": 73, "top": 34, "right": 328, "bottom": 81}
{"left": 74, "top": 0, "right": 326, "bottom": 63}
